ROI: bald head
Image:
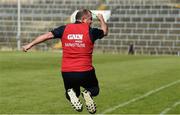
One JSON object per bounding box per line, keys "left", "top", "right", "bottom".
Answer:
{"left": 75, "top": 9, "right": 92, "bottom": 22}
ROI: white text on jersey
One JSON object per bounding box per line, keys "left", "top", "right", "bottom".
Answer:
{"left": 67, "top": 34, "right": 83, "bottom": 40}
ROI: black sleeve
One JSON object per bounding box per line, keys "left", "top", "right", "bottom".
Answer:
{"left": 51, "top": 25, "right": 66, "bottom": 39}
{"left": 90, "top": 28, "right": 104, "bottom": 42}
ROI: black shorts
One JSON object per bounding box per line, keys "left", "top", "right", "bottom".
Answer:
{"left": 61, "top": 69, "right": 99, "bottom": 98}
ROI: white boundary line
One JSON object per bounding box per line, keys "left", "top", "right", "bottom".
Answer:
{"left": 160, "top": 101, "right": 180, "bottom": 115}
{"left": 101, "top": 79, "right": 180, "bottom": 114}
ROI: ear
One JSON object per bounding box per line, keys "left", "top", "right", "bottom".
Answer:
{"left": 81, "top": 16, "right": 86, "bottom": 23}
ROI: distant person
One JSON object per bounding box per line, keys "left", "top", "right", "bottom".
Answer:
{"left": 22, "top": 9, "right": 108, "bottom": 114}
{"left": 128, "top": 43, "right": 134, "bottom": 55}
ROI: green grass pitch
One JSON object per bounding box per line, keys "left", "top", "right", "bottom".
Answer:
{"left": 0, "top": 51, "right": 180, "bottom": 114}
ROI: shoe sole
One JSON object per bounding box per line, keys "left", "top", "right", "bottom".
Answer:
{"left": 82, "top": 90, "right": 96, "bottom": 114}
{"left": 67, "top": 89, "right": 83, "bottom": 112}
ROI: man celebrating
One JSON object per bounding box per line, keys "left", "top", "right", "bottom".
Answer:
{"left": 22, "top": 9, "right": 108, "bottom": 114}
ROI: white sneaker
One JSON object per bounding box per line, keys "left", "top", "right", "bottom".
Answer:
{"left": 82, "top": 90, "right": 96, "bottom": 114}
{"left": 67, "top": 89, "right": 83, "bottom": 112}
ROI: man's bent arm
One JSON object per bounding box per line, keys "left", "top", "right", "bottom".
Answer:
{"left": 22, "top": 32, "right": 54, "bottom": 52}
{"left": 97, "top": 14, "right": 108, "bottom": 36}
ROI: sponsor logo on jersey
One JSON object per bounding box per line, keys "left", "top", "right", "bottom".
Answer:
{"left": 67, "top": 34, "right": 83, "bottom": 40}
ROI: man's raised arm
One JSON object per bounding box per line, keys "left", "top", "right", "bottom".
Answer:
{"left": 97, "top": 14, "right": 108, "bottom": 36}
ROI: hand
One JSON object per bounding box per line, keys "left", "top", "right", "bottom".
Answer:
{"left": 22, "top": 44, "right": 32, "bottom": 52}
{"left": 96, "top": 13, "right": 108, "bottom": 36}
{"left": 96, "top": 13, "right": 105, "bottom": 22}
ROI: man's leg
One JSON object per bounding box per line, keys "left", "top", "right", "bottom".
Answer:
{"left": 82, "top": 69, "right": 100, "bottom": 96}
{"left": 62, "top": 72, "right": 82, "bottom": 112}
{"left": 81, "top": 69, "right": 99, "bottom": 114}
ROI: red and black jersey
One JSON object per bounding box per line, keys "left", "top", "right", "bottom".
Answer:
{"left": 51, "top": 21, "right": 104, "bottom": 72}
{"left": 51, "top": 21, "right": 104, "bottom": 43}
{"left": 61, "top": 23, "right": 94, "bottom": 72}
